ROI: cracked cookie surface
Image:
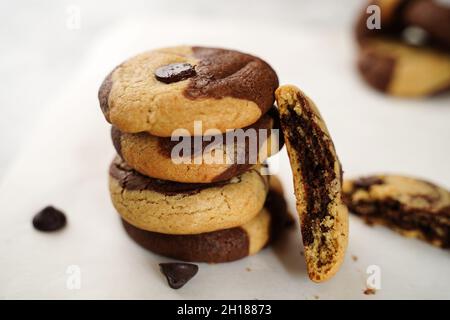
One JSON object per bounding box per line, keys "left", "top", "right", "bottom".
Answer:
{"left": 121, "top": 176, "right": 294, "bottom": 263}
{"left": 111, "top": 107, "right": 282, "bottom": 183}
{"left": 276, "top": 85, "right": 348, "bottom": 283}
{"left": 343, "top": 175, "right": 450, "bottom": 248}
{"left": 99, "top": 46, "right": 279, "bottom": 137}
{"left": 109, "top": 157, "right": 269, "bottom": 235}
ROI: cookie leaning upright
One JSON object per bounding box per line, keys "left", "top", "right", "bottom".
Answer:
{"left": 275, "top": 85, "right": 348, "bottom": 282}
{"left": 98, "top": 46, "right": 279, "bottom": 136}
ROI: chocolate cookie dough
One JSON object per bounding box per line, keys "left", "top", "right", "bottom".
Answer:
{"left": 109, "top": 156, "right": 269, "bottom": 235}
{"left": 343, "top": 175, "right": 450, "bottom": 248}
{"left": 276, "top": 85, "right": 348, "bottom": 283}
{"left": 111, "top": 107, "right": 282, "bottom": 183}
{"left": 121, "top": 177, "right": 293, "bottom": 263}
{"left": 99, "top": 46, "right": 279, "bottom": 136}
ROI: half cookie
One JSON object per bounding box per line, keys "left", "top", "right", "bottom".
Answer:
{"left": 109, "top": 157, "right": 268, "bottom": 235}
{"left": 275, "top": 85, "right": 348, "bottom": 282}
{"left": 121, "top": 176, "right": 294, "bottom": 263}
{"left": 99, "top": 46, "right": 279, "bottom": 136}
{"left": 111, "top": 107, "right": 282, "bottom": 183}
{"left": 343, "top": 175, "right": 450, "bottom": 248}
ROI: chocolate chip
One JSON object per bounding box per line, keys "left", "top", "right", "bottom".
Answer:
{"left": 154, "top": 63, "right": 196, "bottom": 84}
{"left": 32, "top": 206, "right": 67, "bottom": 232}
{"left": 354, "top": 176, "right": 384, "bottom": 190}
{"left": 159, "top": 262, "right": 198, "bottom": 289}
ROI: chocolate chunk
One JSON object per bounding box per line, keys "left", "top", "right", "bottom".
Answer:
{"left": 159, "top": 262, "right": 198, "bottom": 289}
{"left": 154, "top": 63, "right": 196, "bottom": 84}
{"left": 353, "top": 176, "right": 384, "bottom": 190}
{"left": 32, "top": 206, "right": 67, "bottom": 232}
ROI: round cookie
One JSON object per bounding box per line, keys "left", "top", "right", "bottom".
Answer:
{"left": 99, "top": 46, "right": 279, "bottom": 137}
{"left": 121, "top": 176, "right": 294, "bottom": 263}
{"left": 358, "top": 38, "right": 450, "bottom": 96}
{"left": 109, "top": 157, "right": 269, "bottom": 235}
{"left": 111, "top": 107, "right": 282, "bottom": 183}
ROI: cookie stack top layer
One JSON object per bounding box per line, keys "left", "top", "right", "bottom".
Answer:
{"left": 98, "top": 46, "right": 279, "bottom": 137}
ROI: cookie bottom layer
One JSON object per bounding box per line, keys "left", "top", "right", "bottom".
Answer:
{"left": 121, "top": 186, "right": 293, "bottom": 263}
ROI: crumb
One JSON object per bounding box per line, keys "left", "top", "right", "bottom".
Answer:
{"left": 352, "top": 255, "right": 358, "bottom": 262}
{"left": 363, "top": 288, "right": 376, "bottom": 295}
{"left": 314, "top": 295, "right": 319, "bottom": 300}
{"left": 300, "top": 251, "right": 304, "bottom": 256}
{"left": 246, "top": 267, "right": 252, "bottom": 272}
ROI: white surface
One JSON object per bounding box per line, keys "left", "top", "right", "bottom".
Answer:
{"left": 0, "top": 17, "right": 449, "bottom": 299}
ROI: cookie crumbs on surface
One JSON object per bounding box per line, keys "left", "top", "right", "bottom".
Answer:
{"left": 314, "top": 295, "right": 320, "bottom": 300}
{"left": 364, "top": 288, "right": 376, "bottom": 295}
{"left": 352, "top": 255, "right": 358, "bottom": 262}
{"left": 246, "top": 267, "right": 252, "bottom": 272}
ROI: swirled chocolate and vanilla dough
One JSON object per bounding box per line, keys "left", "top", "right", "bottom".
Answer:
{"left": 276, "top": 85, "right": 348, "bottom": 283}
{"left": 344, "top": 175, "right": 450, "bottom": 249}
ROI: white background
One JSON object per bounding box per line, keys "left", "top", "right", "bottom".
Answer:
{"left": 0, "top": 0, "right": 449, "bottom": 299}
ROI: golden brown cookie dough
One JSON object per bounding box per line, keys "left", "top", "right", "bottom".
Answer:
{"left": 343, "top": 175, "right": 450, "bottom": 248}
{"left": 109, "top": 157, "right": 269, "bottom": 235}
{"left": 275, "top": 85, "right": 348, "bottom": 283}
{"left": 121, "top": 176, "right": 294, "bottom": 263}
{"left": 99, "top": 46, "right": 279, "bottom": 137}
{"left": 111, "top": 107, "right": 282, "bottom": 183}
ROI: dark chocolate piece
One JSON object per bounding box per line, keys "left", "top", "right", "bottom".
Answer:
{"left": 154, "top": 63, "right": 196, "bottom": 84}
{"left": 32, "top": 206, "right": 67, "bottom": 232}
{"left": 159, "top": 262, "right": 198, "bottom": 289}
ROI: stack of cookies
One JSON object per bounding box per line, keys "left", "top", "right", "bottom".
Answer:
{"left": 98, "top": 46, "right": 291, "bottom": 263}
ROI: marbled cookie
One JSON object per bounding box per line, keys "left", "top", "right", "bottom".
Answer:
{"left": 358, "top": 38, "right": 450, "bottom": 96}
{"left": 121, "top": 176, "right": 293, "bottom": 263}
{"left": 275, "top": 85, "right": 348, "bottom": 282}
{"left": 99, "top": 46, "right": 279, "bottom": 137}
{"left": 111, "top": 107, "right": 282, "bottom": 183}
{"left": 109, "top": 157, "right": 269, "bottom": 235}
{"left": 343, "top": 175, "right": 450, "bottom": 248}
